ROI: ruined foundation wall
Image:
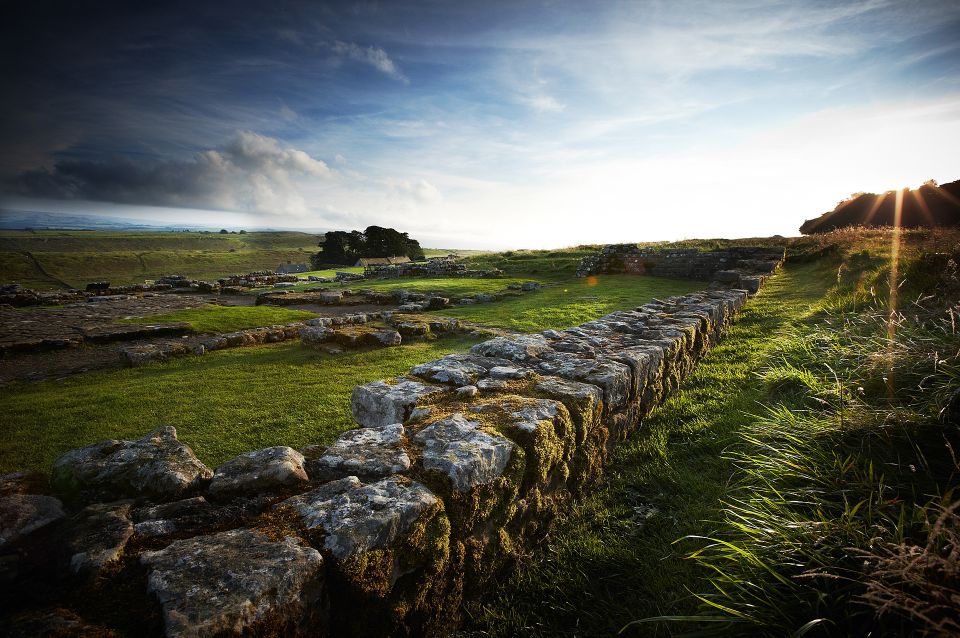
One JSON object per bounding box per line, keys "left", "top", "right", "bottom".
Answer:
{"left": 576, "top": 245, "right": 785, "bottom": 289}
{"left": 2, "top": 262, "right": 782, "bottom": 637}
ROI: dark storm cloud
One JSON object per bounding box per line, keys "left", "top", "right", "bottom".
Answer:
{"left": 14, "top": 131, "right": 331, "bottom": 214}
{"left": 0, "top": 0, "right": 413, "bottom": 180}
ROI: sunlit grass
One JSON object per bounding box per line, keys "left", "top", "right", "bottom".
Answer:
{"left": 434, "top": 274, "right": 705, "bottom": 332}
{"left": 465, "top": 262, "right": 836, "bottom": 636}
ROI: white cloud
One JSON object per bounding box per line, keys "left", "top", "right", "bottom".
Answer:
{"left": 332, "top": 41, "right": 408, "bottom": 82}
{"left": 386, "top": 177, "right": 443, "bottom": 204}
{"left": 522, "top": 94, "right": 565, "bottom": 113}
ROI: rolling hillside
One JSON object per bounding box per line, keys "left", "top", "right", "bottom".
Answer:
{"left": 0, "top": 230, "right": 322, "bottom": 289}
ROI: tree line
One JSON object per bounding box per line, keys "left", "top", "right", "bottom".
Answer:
{"left": 311, "top": 226, "right": 425, "bottom": 268}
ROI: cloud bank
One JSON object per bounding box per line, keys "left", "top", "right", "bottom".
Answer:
{"left": 14, "top": 131, "right": 330, "bottom": 216}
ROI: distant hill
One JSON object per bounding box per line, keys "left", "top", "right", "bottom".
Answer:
{"left": 800, "top": 180, "right": 960, "bottom": 234}
{"left": 0, "top": 209, "right": 207, "bottom": 231}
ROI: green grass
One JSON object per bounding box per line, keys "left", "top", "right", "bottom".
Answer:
{"left": 467, "top": 231, "right": 960, "bottom": 636}
{"left": 0, "top": 229, "right": 322, "bottom": 289}
{"left": 266, "top": 276, "right": 537, "bottom": 296}
{"left": 465, "top": 261, "right": 836, "bottom": 636}
{"left": 434, "top": 274, "right": 706, "bottom": 332}
{"left": 0, "top": 334, "right": 483, "bottom": 474}
{"left": 120, "top": 305, "right": 319, "bottom": 333}
{"left": 294, "top": 266, "right": 364, "bottom": 279}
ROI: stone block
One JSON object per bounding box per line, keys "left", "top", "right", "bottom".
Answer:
{"left": 208, "top": 446, "right": 308, "bottom": 498}
{"left": 52, "top": 427, "right": 212, "bottom": 502}
{"left": 280, "top": 476, "right": 438, "bottom": 559}
{"left": 412, "top": 414, "right": 515, "bottom": 492}
{"left": 351, "top": 378, "right": 448, "bottom": 428}
{"left": 308, "top": 424, "right": 410, "bottom": 480}
{"left": 142, "top": 528, "right": 326, "bottom": 637}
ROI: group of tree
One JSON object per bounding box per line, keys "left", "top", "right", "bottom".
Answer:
{"left": 311, "top": 226, "right": 425, "bottom": 267}
{"left": 800, "top": 179, "right": 960, "bottom": 234}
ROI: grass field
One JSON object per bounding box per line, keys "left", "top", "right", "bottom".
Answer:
{"left": 433, "top": 274, "right": 706, "bottom": 332}
{"left": 0, "top": 230, "right": 322, "bottom": 289}
{"left": 0, "top": 229, "right": 483, "bottom": 290}
{"left": 269, "top": 276, "right": 539, "bottom": 296}
{"left": 0, "top": 334, "right": 483, "bottom": 474}
{"left": 121, "top": 305, "right": 319, "bottom": 333}
{"left": 3, "top": 227, "right": 956, "bottom": 634}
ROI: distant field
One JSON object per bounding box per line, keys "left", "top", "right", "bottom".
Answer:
{"left": 269, "top": 276, "right": 537, "bottom": 296}
{"left": 0, "top": 229, "right": 487, "bottom": 289}
{"left": 0, "top": 230, "right": 322, "bottom": 289}
{"left": 121, "top": 305, "right": 319, "bottom": 333}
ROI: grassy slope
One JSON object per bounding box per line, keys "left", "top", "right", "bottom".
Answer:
{"left": 0, "top": 334, "right": 483, "bottom": 474}
{"left": 121, "top": 305, "right": 319, "bottom": 333}
{"left": 466, "top": 261, "right": 835, "bottom": 636}
{"left": 0, "top": 229, "right": 486, "bottom": 289}
{"left": 434, "top": 274, "right": 706, "bottom": 333}
{"left": 0, "top": 230, "right": 321, "bottom": 289}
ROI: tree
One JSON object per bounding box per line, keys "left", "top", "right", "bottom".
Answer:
{"left": 219, "top": 229, "right": 228, "bottom": 234}
{"left": 311, "top": 226, "right": 425, "bottom": 266}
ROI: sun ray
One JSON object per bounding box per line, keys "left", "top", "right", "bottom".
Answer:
{"left": 862, "top": 191, "right": 887, "bottom": 226}
{"left": 886, "top": 188, "right": 904, "bottom": 399}
{"left": 911, "top": 187, "right": 935, "bottom": 226}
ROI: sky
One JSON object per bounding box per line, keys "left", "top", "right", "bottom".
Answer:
{"left": 1, "top": 0, "right": 958, "bottom": 249}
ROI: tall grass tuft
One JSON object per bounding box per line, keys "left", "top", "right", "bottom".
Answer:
{"left": 669, "top": 246, "right": 960, "bottom": 636}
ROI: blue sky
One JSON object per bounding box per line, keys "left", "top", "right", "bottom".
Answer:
{"left": 1, "top": 0, "right": 958, "bottom": 248}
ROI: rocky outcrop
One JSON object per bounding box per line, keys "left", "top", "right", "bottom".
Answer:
{"left": 2, "top": 280, "right": 770, "bottom": 637}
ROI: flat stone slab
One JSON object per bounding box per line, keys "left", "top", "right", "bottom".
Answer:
{"left": 412, "top": 414, "right": 515, "bottom": 492}
{"left": 309, "top": 424, "right": 410, "bottom": 480}
{"left": 280, "top": 476, "right": 437, "bottom": 559}
{"left": 52, "top": 426, "right": 212, "bottom": 501}
{"left": 509, "top": 399, "right": 561, "bottom": 434}
{"left": 470, "top": 334, "right": 554, "bottom": 363}
{"left": 351, "top": 378, "right": 448, "bottom": 428}
{"left": 0, "top": 494, "right": 66, "bottom": 549}
{"left": 208, "top": 446, "right": 308, "bottom": 498}
{"left": 536, "top": 354, "right": 632, "bottom": 410}
{"left": 142, "top": 528, "right": 325, "bottom": 637}
{"left": 410, "top": 356, "right": 488, "bottom": 387}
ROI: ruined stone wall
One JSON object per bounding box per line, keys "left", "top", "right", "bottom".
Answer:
{"left": 2, "top": 283, "right": 765, "bottom": 637}
{"left": 576, "top": 245, "right": 785, "bottom": 291}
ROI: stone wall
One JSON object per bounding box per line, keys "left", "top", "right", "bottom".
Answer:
{"left": 2, "top": 282, "right": 764, "bottom": 637}
{"left": 576, "top": 245, "right": 785, "bottom": 292}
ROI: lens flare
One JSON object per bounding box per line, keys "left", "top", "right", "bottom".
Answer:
{"left": 886, "top": 188, "right": 904, "bottom": 399}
